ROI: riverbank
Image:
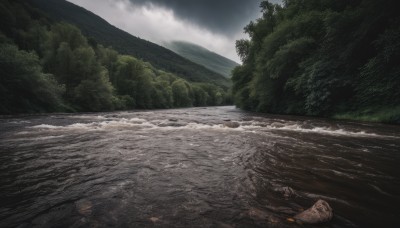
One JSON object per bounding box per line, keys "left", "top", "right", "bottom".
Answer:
{"left": 333, "top": 106, "right": 400, "bottom": 124}
{"left": 2, "top": 105, "right": 399, "bottom": 126}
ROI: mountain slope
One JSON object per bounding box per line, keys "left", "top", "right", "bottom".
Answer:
{"left": 28, "top": 0, "right": 230, "bottom": 88}
{"left": 164, "top": 41, "right": 240, "bottom": 78}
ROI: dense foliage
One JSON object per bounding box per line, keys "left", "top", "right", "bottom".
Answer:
{"left": 0, "top": 0, "right": 230, "bottom": 114}
{"left": 232, "top": 0, "right": 400, "bottom": 122}
{"left": 29, "top": 0, "right": 231, "bottom": 88}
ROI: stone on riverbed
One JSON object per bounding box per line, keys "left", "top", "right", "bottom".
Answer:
{"left": 245, "top": 207, "right": 281, "bottom": 224}
{"left": 223, "top": 121, "right": 240, "bottom": 128}
{"left": 294, "top": 199, "right": 333, "bottom": 224}
{"left": 281, "top": 186, "right": 295, "bottom": 199}
{"left": 75, "top": 199, "right": 93, "bottom": 217}
{"left": 149, "top": 217, "right": 160, "bottom": 223}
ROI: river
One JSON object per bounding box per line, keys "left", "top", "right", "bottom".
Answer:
{"left": 0, "top": 106, "right": 399, "bottom": 227}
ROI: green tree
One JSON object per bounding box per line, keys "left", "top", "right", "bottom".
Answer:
{"left": 73, "top": 71, "right": 115, "bottom": 111}
{"left": 232, "top": 0, "right": 400, "bottom": 121}
{"left": 172, "top": 79, "right": 192, "bottom": 107}
{"left": 42, "top": 23, "right": 117, "bottom": 111}
{"left": 192, "top": 85, "right": 209, "bottom": 107}
{"left": 113, "top": 55, "right": 155, "bottom": 108}
{"left": 0, "top": 43, "right": 64, "bottom": 113}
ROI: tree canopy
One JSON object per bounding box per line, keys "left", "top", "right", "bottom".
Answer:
{"left": 232, "top": 0, "right": 400, "bottom": 122}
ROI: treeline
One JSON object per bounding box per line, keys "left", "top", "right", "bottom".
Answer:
{"left": 0, "top": 0, "right": 230, "bottom": 114}
{"left": 232, "top": 0, "right": 399, "bottom": 122}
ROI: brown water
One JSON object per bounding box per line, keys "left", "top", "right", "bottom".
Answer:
{"left": 0, "top": 106, "right": 399, "bottom": 228}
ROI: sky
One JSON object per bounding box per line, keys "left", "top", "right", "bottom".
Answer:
{"left": 68, "top": 0, "right": 281, "bottom": 62}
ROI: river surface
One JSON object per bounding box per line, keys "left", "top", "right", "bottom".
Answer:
{"left": 0, "top": 106, "right": 399, "bottom": 228}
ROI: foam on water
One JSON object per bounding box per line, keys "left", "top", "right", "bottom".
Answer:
{"left": 1, "top": 135, "right": 66, "bottom": 142}
{"left": 30, "top": 118, "right": 153, "bottom": 132}
{"left": 27, "top": 117, "right": 396, "bottom": 138}
{"left": 8, "top": 120, "right": 31, "bottom": 124}
{"left": 29, "top": 118, "right": 249, "bottom": 133}
{"left": 239, "top": 121, "right": 396, "bottom": 138}
{"left": 270, "top": 124, "right": 378, "bottom": 137}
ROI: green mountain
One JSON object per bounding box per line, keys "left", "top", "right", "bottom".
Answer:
{"left": 28, "top": 0, "right": 230, "bottom": 88}
{"left": 164, "top": 41, "right": 240, "bottom": 78}
{"left": 0, "top": 0, "right": 231, "bottom": 114}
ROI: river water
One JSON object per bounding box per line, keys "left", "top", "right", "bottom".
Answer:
{"left": 0, "top": 106, "right": 399, "bottom": 227}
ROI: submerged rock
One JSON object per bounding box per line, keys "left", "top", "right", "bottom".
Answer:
{"left": 75, "top": 199, "right": 93, "bottom": 217}
{"left": 223, "top": 121, "right": 240, "bottom": 128}
{"left": 215, "top": 222, "right": 235, "bottom": 228}
{"left": 158, "top": 122, "right": 187, "bottom": 127}
{"left": 149, "top": 217, "right": 160, "bottom": 223}
{"left": 282, "top": 186, "right": 295, "bottom": 199}
{"left": 245, "top": 207, "right": 281, "bottom": 224}
{"left": 294, "top": 200, "right": 333, "bottom": 224}
{"left": 248, "top": 207, "right": 269, "bottom": 220}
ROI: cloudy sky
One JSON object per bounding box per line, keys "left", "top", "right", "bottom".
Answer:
{"left": 68, "top": 0, "right": 281, "bottom": 62}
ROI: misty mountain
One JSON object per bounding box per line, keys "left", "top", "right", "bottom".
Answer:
{"left": 28, "top": 0, "right": 230, "bottom": 88}
{"left": 164, "top": 41, "right": 239, "bottom": 78}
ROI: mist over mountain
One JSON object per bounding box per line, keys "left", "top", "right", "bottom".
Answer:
{"left": 29, "top": 0, "right": 230, "bottom": 88}
{"left": 164, "top": 41, "right": 239, "bottom": 78}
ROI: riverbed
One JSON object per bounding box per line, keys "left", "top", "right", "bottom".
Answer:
{"left": 1, "top": 106, "right": 399, "bottom": 227}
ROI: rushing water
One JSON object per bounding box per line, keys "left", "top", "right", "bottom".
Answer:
{"left": 0, "top": 106, "right": 399, "bottom": 228}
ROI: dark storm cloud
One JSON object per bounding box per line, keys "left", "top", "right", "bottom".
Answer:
{"left": 67, "top": 0, "right": 282, "bottom": 61}
{"left": 127, "top": 0, "right": 281, "bottom": 36}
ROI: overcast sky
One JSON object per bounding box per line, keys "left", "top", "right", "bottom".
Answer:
{"left": 68, "top": 0, "right": 281, "bottom": 62}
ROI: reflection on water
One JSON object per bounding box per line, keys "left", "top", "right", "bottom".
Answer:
{"left": 0, "top": 106, "right": 399, "bottom": 227}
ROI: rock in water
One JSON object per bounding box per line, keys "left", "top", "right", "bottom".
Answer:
{"left": 75, "top": 199, "right": 93, "bottom": 216}
{"left": 294, "top": 200, "right": 333, "bottom": 224}
{"left": 149, "top": 217, "right": 160, "bottom": 223}
{"left": 282, "top": 186, "right": 295, "bottom": 199}
{"left": 247, "top": 207, "right": 269, "bottom": 220}
{"left": 223, "top": 121, "right": 240, "bottom": 128}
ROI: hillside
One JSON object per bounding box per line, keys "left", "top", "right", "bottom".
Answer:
{"left": 0, "top": 0, "right": 231, "bottom": 114}
{"left": 28, "top": 0, "right": 230, "bottom": 88}
{"left": 164, "top": 41, "right": 239, "bottom": 78}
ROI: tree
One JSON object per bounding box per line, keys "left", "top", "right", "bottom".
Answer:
{"left": 172, "top": 80, "right": 192, "bottom": 107}
{"left": 73, "top": 71, "right": 115, "bottom": 111}
{"left": 232, "top": 0, "right": 400, "bottom": 121}
{"left": 0, "top": 43, "right": 64, "bottom": 113}
{"left": 41, "top": 23, "right": 117, "bottom": 111}
{"left": 192, "top": 85, "right": 208, "bottom": 107}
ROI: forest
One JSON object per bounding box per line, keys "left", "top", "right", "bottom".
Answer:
{"left": 0, "top": 0, "right": 230, "bottom": 114}
{"left": 232, "top": 0, "right": 399, "bottom": 123}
